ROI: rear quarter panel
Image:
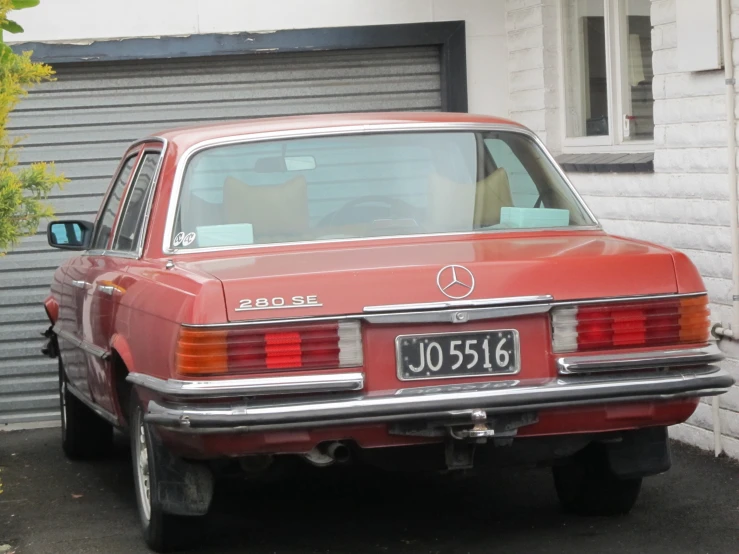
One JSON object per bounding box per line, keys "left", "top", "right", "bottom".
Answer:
{"left": 111, "top": 261, "right": 227, "bottom": 380}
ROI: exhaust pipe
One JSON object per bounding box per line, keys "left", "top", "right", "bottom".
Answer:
{"left": 326, "top": 442, "right": 350, "bottom": 463}
{"left": 302, "top": 442, "right": 351, "bottom": 467}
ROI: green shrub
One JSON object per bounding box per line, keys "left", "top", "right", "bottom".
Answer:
{"left": 0, "top": 0, "right": 67, "bottom": 255}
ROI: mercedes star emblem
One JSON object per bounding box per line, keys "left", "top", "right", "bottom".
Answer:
{"left": 436, "top": 265, "right": 475, "bottom": 299}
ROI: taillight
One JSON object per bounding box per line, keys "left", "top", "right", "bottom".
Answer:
{"left": 551, "top": 295, "right": 710, "bottom": 353}
{"left": 175, "top": 321, "right": 363, "bottom": 377}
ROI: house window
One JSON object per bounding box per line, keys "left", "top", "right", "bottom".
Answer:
{"left": 561, "top": 0, "right": 654, "bottom": 148}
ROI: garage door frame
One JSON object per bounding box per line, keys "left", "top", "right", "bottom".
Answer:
{"left": 11, "top": 21, "right": 468, "bottom": 113}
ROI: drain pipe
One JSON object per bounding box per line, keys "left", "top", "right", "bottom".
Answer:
{"left": 710, "top": 0, "right": 738, "bottom": 456}
{"left": 721, "top": 0, "right": 739, "bottom": 337}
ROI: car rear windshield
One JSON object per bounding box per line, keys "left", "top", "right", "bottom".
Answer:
{"left": 171, "top": 131, "right": 595, "bottom": 250}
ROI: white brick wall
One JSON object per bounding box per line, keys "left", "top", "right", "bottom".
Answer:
{"left": 507, "top": 0, "right": 738, "bottom": 458}
{"left": 505, "top": 0, "right": 560, "bottom": 152}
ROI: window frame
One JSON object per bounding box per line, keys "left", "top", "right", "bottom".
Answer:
{"left": 89, "top": 151, "right": 141, "bottom": 253}
{"left": 110, "top": 148, "right": 163, "bottom": 255}
{"left": 557, "top": 0, "right": 655, "bottom": 153}
{"left": 162, "top": 125, "right": 601, "bottom": 256}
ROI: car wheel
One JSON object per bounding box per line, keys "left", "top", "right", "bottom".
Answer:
{"left": 552, "top": 444, "right": 642, "bottom": 516}
{"left": 130, "top": 393, "right": 204, "bottom": 553}
{"left": 58, "top": 359, "right": 113, "bottom": 460}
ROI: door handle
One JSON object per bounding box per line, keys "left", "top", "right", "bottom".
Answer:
{"left": 71, "top": 280, "right": 89, "bottom": 289}
{"left": 98, "top": 285, "right": 117, "bottom": 296}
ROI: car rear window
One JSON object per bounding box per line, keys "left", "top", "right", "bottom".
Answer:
{"left": 170, "top": 131, "right": 595, "bottom": 250}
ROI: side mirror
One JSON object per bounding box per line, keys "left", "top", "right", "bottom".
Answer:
{"left": 47, "top": 220, "right": 94, "bottom": 251}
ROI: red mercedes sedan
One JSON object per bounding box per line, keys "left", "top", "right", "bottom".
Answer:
{"left": 43, "top": 112, "right": 734, "bottom": 552}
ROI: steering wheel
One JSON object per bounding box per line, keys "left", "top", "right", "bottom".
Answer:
{"left": 318, "top": 195, "right": 419, "bottom": 227}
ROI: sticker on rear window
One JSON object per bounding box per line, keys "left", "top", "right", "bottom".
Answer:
{"left": 182, "top": 232, "right": 196, "bottom": 247}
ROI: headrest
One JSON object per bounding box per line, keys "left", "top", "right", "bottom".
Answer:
{"left": 474, "top": 167, "right": 513, "bottom": 227}
{"left": 427, "top": 167, "right": 513, "bottom": 229}
{"left": 223, "top": 175, "right": 309, "bottom": 238}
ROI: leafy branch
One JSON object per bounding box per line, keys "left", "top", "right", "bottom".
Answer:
{"left": 0, "top": 0, "right": 67, "bottom": 255}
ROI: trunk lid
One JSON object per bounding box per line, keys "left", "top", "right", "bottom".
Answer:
{"left": 177, "top": 232, "right": 678, "bottom": 322}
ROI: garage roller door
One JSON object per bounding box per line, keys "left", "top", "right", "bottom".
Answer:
{"left": 0, "top": 46, "right": 443, "bottom": 425}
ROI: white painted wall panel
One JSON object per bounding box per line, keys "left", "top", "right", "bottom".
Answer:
{"left": 676, "top": 0, "right": 722, "bottom": 72}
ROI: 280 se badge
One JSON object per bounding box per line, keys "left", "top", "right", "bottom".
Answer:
{"left": 236, "top": 295, "right": 321, "bottom": 311}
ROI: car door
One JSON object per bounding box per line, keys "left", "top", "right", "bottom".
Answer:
{"left": 75, "top": 152, "right": 140, "bottom": 406}
{"left": 84, "top": 148, "right": 162, "bottom": 412}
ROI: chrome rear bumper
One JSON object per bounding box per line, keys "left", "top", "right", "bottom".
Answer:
{"left": 144, "top": 365, "right": 734, "bottom": 434}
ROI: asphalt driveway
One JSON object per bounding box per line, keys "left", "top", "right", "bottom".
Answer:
{"left": 0, "top": 428, "right": 737, "bottom": 554}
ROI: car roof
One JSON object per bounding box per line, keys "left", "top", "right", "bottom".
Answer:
{"left": 149, "top": 112, "right": 527, "bottom": 154}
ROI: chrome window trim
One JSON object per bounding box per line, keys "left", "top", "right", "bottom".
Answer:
{"left": 557, "top": 344, "right": 723, "bottom": 374}
{"left": 162, "top": 226, "right": 605, "bottom": 257}
{"left": 109, "top": 144, "right": 166, "bottom": 258}
{"left": 179, "top": 292, "right": 706, "bottom": 329}
{"left": 83, "top": 250, "right": 148, "bottom": 260}
{"left": 160, "top": 123, "right": 601, "bottom": 256}
{"left": 90, "top": 151, "right": 141, "bottom": 251}
{"left": 82, "top": 137, "right": 167, "bottom": 261}
{"left": 127, "top": 372, "right": 365, "bottom": 398}
{"left": 144, "top": 366, "right": 735, "bottom": 433}
{"left": 134, "top": 137, "right": 167, "bottom": 258}
{"left": 394, "top": 328, "right": 521, "bottom": 382}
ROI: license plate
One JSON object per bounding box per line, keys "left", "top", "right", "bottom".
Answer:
{"left": 396, "top": 330, "right": 520, "bottom": 381}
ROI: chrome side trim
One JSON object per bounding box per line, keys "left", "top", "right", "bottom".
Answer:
{"left": 54, "top": 325, "right": 110, "bottom": 360}
{"left": 127, "top": 372, "right": 365, "bottom": 398}
{"left": 144, "top": 366, "right": 735, "bottom": 433}
{"left": 553, "top": 291, "right": 706, "bottom": 306}
{"left": 66, "top": 382, "right": 120, "bottom": 426}
{"left": 363, "top": 304, "right": 552, "bottom": 324}
{"left": 181, "top": 304, "right": 553, "bottom": 329}
{"left": 364, "top": 295, "right": 554, "bottom": 313}
{"left": 180, "top": 292, "right": 706, "bottom": 329}
{"left": 161, "top": 123, "right": 600, "bottom": 255}
{"left": 557, "top": 345, "right": 723, "bottom": 375}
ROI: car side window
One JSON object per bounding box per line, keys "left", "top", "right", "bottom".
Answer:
{"left": 91, "top": 155, "right": 138, "bottom": 250}
{"left": 112, "top": 152, "right": 161, "bottom": 252}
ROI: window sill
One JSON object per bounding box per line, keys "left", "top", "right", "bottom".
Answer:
{"left": 555, "top": 153, "right": 654, "bottom": 173}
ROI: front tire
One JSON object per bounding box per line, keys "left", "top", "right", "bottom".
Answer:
{"left": 553, "top": 444, "right": 642, "bottom": 516}
{"left": 58, "top": 359, "right": 113, "bottom": 460}
{"left": 130, "top": 393, "right": 205, "bottom": 552}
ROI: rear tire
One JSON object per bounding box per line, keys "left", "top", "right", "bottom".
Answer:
{"left": 553, "top": 444, "right": 642, "bottom": 516}
{"left": 130, "top": 393, "right": 204, "bottom": 552}
{"left": 58, "top": 359, "right": 113, "bottom": 460}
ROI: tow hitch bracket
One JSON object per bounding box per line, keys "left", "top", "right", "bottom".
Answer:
{"left": 450, "top": 409, "right": 497, "bottom": 440}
